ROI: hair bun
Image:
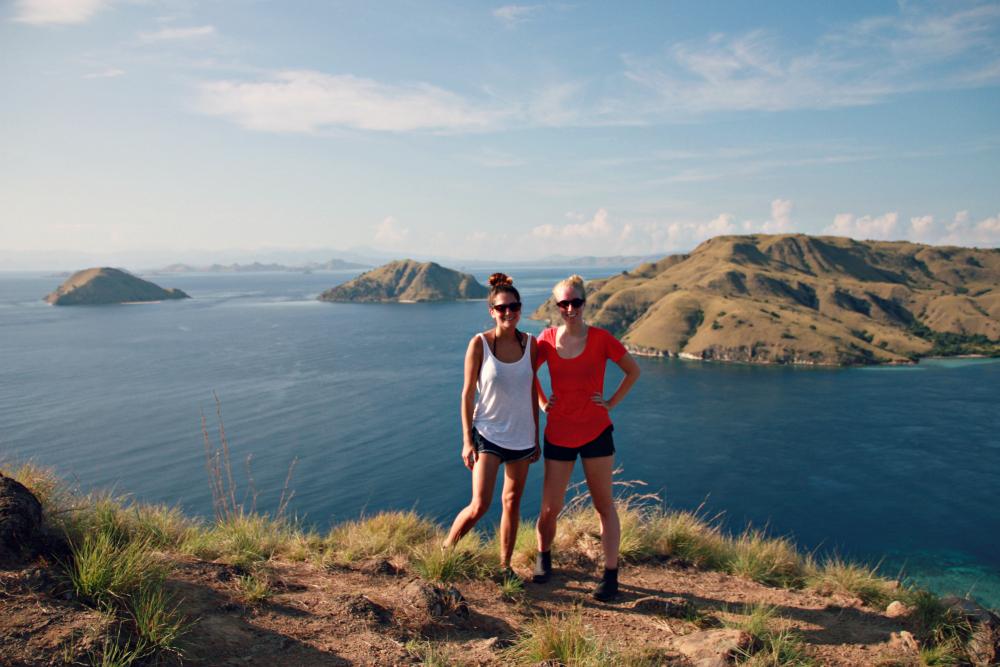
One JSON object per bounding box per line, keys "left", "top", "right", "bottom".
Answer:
{"left": 488, "top": 272, "right": 514, "bottom": 287}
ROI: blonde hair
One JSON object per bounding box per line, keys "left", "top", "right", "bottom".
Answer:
{"left": 553, "top": 274, "right": 586, "bottom": 299}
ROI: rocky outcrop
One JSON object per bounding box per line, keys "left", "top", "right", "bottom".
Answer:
{"left": 533, "top": 234, "right": 1000, "bottom": 365}
{"left": 44, "top": 267, "right": 190, "bottom": 306}
{"left": 0, "top": 473, "right": 43, "bottom": 567}
{"left": 318, "top": 260, "right": 488, "bottom": 303}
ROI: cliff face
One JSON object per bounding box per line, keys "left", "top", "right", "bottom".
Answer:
{"left": 318, "top": 260, "right": 488, "bottom": 302}
{"left": 44, "top": 268, "right": 190, "bottom": 306}
{"left": 532, "top": 234, "right": 1000, "bottom": 365}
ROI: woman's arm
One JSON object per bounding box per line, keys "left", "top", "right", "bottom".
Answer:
{"left": 593, "top": 351, "right": 640, "bottom": 411}
{"left": 530, "top": 337, "right": 541, "bottom": 462}
{"left": 460, "top": 335, "right": 483, "bottom": 470}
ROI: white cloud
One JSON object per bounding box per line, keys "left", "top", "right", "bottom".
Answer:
{"left": 492, "top": 4, "right": 542, "bottom": 26}
{"left": 528, "top": 208, "right": 744, "bottom": 257}
{"left": 622, "top": 5, "right": 1000, "bottom": 115}
{"left": 825, "top": 212, "right": 900, "bottom": 240}
{"left": 197, "top": 70, "right": 504, "bottom": 133}
{"left": 13, "top": 0, "right": 110, "bottom": 24}
{"left": 910, "top": 215, "right": 935, "bottom": 239}
{"left": 138, "top": 25, "right": 216, "bottom": 43}
{"left": 374, "top": 216, "right": 409, "bottom": 245}
{"left": 532, "top": 208, "right": 615, "bottom": 242}
{"left": 939, "top": 211, "right": 1000, "bottom": 247}
{"left": 84, "top": 67, "right": 125, "bottom": 79}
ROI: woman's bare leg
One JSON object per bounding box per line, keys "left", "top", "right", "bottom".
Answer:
{"left": 581, "top": 454, "right": 619, "bottom": 569}
{"left": 498, "top": 458, "right": 531, "bottom": 568}
{"left": 535, "top": 459, "right": 575, "bottom": 552}
{"left": 444, "top": 453, "right": 501, "bottom": 547}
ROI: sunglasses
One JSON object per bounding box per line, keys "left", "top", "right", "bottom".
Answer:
{"left": 556, "top": 298, "right": 586, "bottom": 309}
{"left": 491, "top": 302, "right": 522, "bottom": 314}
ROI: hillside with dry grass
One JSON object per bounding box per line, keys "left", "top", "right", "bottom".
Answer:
{"left": 43, "top": 268, "right": 190, "bottom": 306}
{"left": 3, "top": 462, "right": 998, "bottom": 667}
{"left": 318, "top": 260, "right": 488, "bottom": 303}
{"left": 532, "top": 235, "right": 1000, "bottom": 365}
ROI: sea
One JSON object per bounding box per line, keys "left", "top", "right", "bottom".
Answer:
{"left": 1, "top": 268, "right": 998, "bottom": 608}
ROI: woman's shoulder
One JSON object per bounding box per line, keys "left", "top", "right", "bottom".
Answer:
{"left": 538, "top": 326, "right": 558, "bottom": 343}
{"left": 468, "top": 331, "right": 488, "bottom": 348}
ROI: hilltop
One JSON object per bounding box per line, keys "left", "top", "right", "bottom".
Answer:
{"left": 43, "top": 268, "right": 190, "bottom": 306}
{"left": 318, "top": 259, "right": 488, "bottom": 303}
{"left": 533, "top": 234, "right": 1000, "bottom": 365}
{"left": 3, "top": 463, "right": 997, "bottom": 666}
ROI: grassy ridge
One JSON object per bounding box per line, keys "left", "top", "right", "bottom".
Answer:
{"left": 2, "top": 463, "right": 981, "bottom": 666}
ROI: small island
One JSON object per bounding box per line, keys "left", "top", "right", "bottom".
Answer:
{"left": 44, "top": 267, "right": 190, "bottom": 306}
{"left": 533, "top": 234, "right": 1000, "bottom": 365}
{"left": 318, "top": 259, "right": 488, "bottom": 303}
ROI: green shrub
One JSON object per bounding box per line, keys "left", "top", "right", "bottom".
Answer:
{"left": 127, "top": 584, "right": 189, "bottom": 654}
{"left": 412, "top": 535, "right": 494, "bottom": 582}
{"left": 505, "top": 610, "right": 615, "bottom": 666}
{"left": 726, "top": 530, "right": 804, "bottom": 588}
{"left": 325, "top": 510, "right": 439, "bottom": 564}
{"left": 805, "top": 557, "right": 896, "bottom": 606}
{"left": 66, "top": 532, "right": 165, "bottom": 606}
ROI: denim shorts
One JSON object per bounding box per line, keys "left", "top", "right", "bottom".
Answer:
{"left": 543, "top": 425, "right": 615, "bottom": 461}
{"left": 472, "top": 429, "right": 536, "bottom": 463}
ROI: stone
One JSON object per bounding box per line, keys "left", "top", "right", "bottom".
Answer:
{"left": 940, "top": 595, "right": 998, "bottom": 626}
{"left": 358, "top": 558, "right": 401, "bottom": 576}
{"left": 670, "top": 628, "right": 753, "bottom": 667}
{"left": 631, "top": 595, "right": 696, "bottom": 618}
{"left": 342, "top": 594, "right": 392, "bottom": 625}
{"left": 885, "top": 600, "right": 912, "bottom": 618}
{"left": 939, "top": 596, "right": 1000, "bottom": 667}
{"left": 0, "top": 473, "right": 44, "bottom": 566}
{"left": 403, "top": 580, "right": 468, "bottom": 619}
{"left": 888, "top": 630, "right": 919, "bottom": 656}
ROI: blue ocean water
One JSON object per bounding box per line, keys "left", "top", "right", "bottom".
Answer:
{"left": 1, "top": 269, "right": 998, "bottom": 607}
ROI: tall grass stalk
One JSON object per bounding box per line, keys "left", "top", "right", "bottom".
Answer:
{"left": 201, "top": 392, "right": 297, "bottom": 522}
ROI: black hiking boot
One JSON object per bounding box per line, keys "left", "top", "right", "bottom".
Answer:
{"left": 592, "top": 567, "right": 619, "bottom": 601}
{"left": 532, "top": 550, "right": 552, "bottom": 583}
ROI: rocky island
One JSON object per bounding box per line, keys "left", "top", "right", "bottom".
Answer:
{"left": 44, "top": 267, "right": 190, "bottom": 306}
{"left": 318, "top": 259, "right": 488, "bottom": 303}
{"left": 533, "top": 234, "right": 1000, "bottom": 365}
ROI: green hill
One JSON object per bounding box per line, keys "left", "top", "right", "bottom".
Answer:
{"left": 532, "top": 234, "right": 1000, "bottom": 365}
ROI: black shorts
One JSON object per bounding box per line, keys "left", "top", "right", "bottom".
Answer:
{"left": 544, "top": 425, "right": 615, "bottom": 461}
{"left": 472, "top": 429, "right": 535, "bottom": 463}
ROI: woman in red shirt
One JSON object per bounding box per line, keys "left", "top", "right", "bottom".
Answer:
{"left": 533, "top": 275, "right": 640, "bottom": 600}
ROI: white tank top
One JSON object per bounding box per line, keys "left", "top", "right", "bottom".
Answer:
{"left": 472, "top": 332, "right": 535, "bottom": 450}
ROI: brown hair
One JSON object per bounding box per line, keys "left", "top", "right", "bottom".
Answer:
{"left": 488, "top": 272, "right": 520, "bottom": 305}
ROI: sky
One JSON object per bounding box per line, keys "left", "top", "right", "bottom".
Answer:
{"left": 2, "top": 0, "right": 999, "bottom": 268}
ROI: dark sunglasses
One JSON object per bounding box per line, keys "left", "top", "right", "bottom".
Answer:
{"left": 556, "top": 298, "right": 586, "bottom": 309}
{"left": 491, "top": 302, "right": 522, "bottom": 314}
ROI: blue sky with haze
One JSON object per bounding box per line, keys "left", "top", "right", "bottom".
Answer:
{"left": 2, "top": 0, "right": 999, "bottom": 268}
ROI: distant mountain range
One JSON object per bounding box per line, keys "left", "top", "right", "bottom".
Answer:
{"left": 533, "top": 234, "right": 1000, "bottom": 365}
{"left": 151, "top": 259, "right": 369, "bottom": 274}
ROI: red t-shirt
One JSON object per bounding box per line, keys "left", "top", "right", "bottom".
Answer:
{"left": 536, "top": 326, "right": 626, "bottom": 447}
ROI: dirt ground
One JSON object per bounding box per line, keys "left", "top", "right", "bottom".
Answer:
{"left": 0, "top": 550, "right": 928, "bottom": 667}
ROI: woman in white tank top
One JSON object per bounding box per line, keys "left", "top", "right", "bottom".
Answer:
{"left": 443, "top": 273, "right": 540, "bottom": 576}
